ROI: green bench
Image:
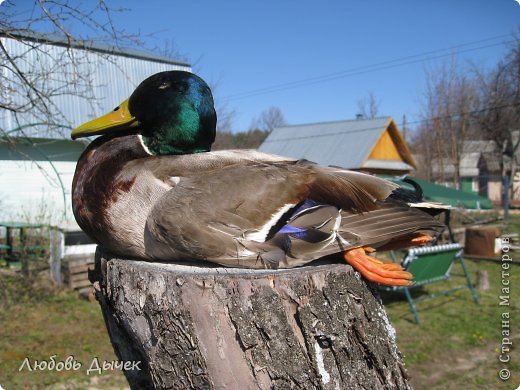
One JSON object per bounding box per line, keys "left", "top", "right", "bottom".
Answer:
{"left": 382, "top": 243, "right": 480, "bottom": 324}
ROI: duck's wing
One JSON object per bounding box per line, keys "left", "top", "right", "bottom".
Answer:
{"left": 140, "top": 153, "right": 398, "bottom": 264}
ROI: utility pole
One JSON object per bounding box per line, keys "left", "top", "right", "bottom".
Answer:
{"left": 503, "top": 175, "right": 510, "bottom": 220}
{"left": 402, "top": 114, "right": 407, "bottom": 142}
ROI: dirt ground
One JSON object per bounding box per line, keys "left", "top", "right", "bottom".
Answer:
{"left": 409, "top": 341, "right": 517, "bottom": 389}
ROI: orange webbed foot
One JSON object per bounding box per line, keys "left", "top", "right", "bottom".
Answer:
{"left": 410, "top": 233, "right": 433, "bottom": 245}
{"left": 344, "top": 247, "right": 413, "bottom": 287}
{"left": 377, "top": 233, "right": 433, "bottom": 252}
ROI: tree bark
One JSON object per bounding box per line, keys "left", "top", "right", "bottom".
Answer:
{"left": 91, "top": 248, "right": 412, "bottom": 390}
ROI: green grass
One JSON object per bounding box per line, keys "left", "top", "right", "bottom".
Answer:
{"left": 0, "top": 273, "right": 127, "bottom": 389}
{"left": 503, "top": 213, "right": 520, "bottom": 235}
{"left": 383, "top": 215, "right": 520, "bottom": 389}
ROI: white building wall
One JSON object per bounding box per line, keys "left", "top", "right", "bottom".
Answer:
{"left": 0, "top": 159, "right": 77, "bottom": 224}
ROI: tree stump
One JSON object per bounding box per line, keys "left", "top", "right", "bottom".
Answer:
{"left": 91, "top": 248, "right": 412, "bottom": 389}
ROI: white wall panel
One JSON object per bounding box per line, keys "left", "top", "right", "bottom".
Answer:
{"left": 0, "top": 160, "right": 77, "bottom": 223}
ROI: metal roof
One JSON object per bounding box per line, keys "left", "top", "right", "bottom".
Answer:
{"left": 0, "top": 136, "right": 87, "bottom": 162}
{"left": 258, "top": 116, "right": 392, "bottom": 169}
{"left": 0, "top": 29, "right": 190, "bottom": 67}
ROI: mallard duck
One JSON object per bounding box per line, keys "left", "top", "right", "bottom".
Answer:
{"left": 71, "top": 71, "right": 443, "bottom": 286}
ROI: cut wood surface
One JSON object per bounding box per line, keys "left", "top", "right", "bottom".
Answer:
{"left": 92, "top": 248, "right": 412, "bottom": 390}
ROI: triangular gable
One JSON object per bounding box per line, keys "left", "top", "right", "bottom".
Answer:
{"left": 365, "top": 118, "right": 416, "bottom": 169}
{"left": 367, "top": 128, "right": 402, "bottom": 160}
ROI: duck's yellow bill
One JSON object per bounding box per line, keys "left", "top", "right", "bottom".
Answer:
{"left": 71, "top": 99, "right": 140, "bottom": 139}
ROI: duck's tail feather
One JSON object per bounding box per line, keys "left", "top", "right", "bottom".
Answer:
{"left": 338, "top": 201, "right": 445, "bottom": 249}
{"left": 389, "top": 178, "right": 423, "bottom": 203}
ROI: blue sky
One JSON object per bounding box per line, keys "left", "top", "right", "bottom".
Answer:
{"left": 11, "top": 1, "right": 520, "bottom": 132}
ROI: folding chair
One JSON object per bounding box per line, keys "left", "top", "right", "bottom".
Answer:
{"left": 382, "top": 243, "right": 480, "bottom": 324}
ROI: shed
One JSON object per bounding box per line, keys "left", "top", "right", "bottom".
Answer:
{"left": 258, "top": 116, "right": 416, "bottom": 175}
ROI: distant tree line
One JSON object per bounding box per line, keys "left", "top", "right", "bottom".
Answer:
{"left": 213, "top": 106, "right": 287, "bottom": 150}
{"left": 213, "top": 128, "right": 270, "bottom": 150}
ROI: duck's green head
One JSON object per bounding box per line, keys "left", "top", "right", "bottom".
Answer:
{"left": 71, "top": 71, "right": 216, "bottom": 155}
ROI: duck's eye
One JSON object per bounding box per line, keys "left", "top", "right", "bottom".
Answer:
{"left": 158, "top": 82, "right": 170, "bottom": 90}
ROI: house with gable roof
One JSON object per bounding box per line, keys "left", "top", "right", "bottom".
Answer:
{"left": 258, "top": 116, "right": 416, "bottom": 175}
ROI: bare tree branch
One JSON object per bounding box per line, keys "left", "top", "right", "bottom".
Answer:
{"left": 474, "top": 34, "right": 520, "bottom": 195}
{"left": 414, "top": 57, "right": 480, "bottom": 188}
{"left": 357, "top": 91, "right": 381, "bottom": 119}
{"left": 250, "top": 106, "right": 287, "bottom": 132}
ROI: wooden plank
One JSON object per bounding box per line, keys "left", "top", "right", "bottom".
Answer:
{"left": 68, "top": 279, "right": 92, "bottom": 290}
{"left": 66, "top": 273, "right": 91, "bottom": 283}
{"left": 62, "top": 257, "right": 94, "bottom": 268}
{"left": 49, "top": 229, "right": 63, "bottom": 285}
{"left": 61, "top": 251, "right": 95, "bottom": 290}
{"left": 63, "top": 271, "right": 91, "bottom": 283}
{"left": 63, "top": 261, "right": 94, "bottom": 273}
{"left": 65, "top": 263, "right": 95, "bottom": 275}
{"left": 66, "top": 272, "right": 92, "bottom": 281}
{"left": 62, "top": 271, "right": 89, "bottom": 282}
